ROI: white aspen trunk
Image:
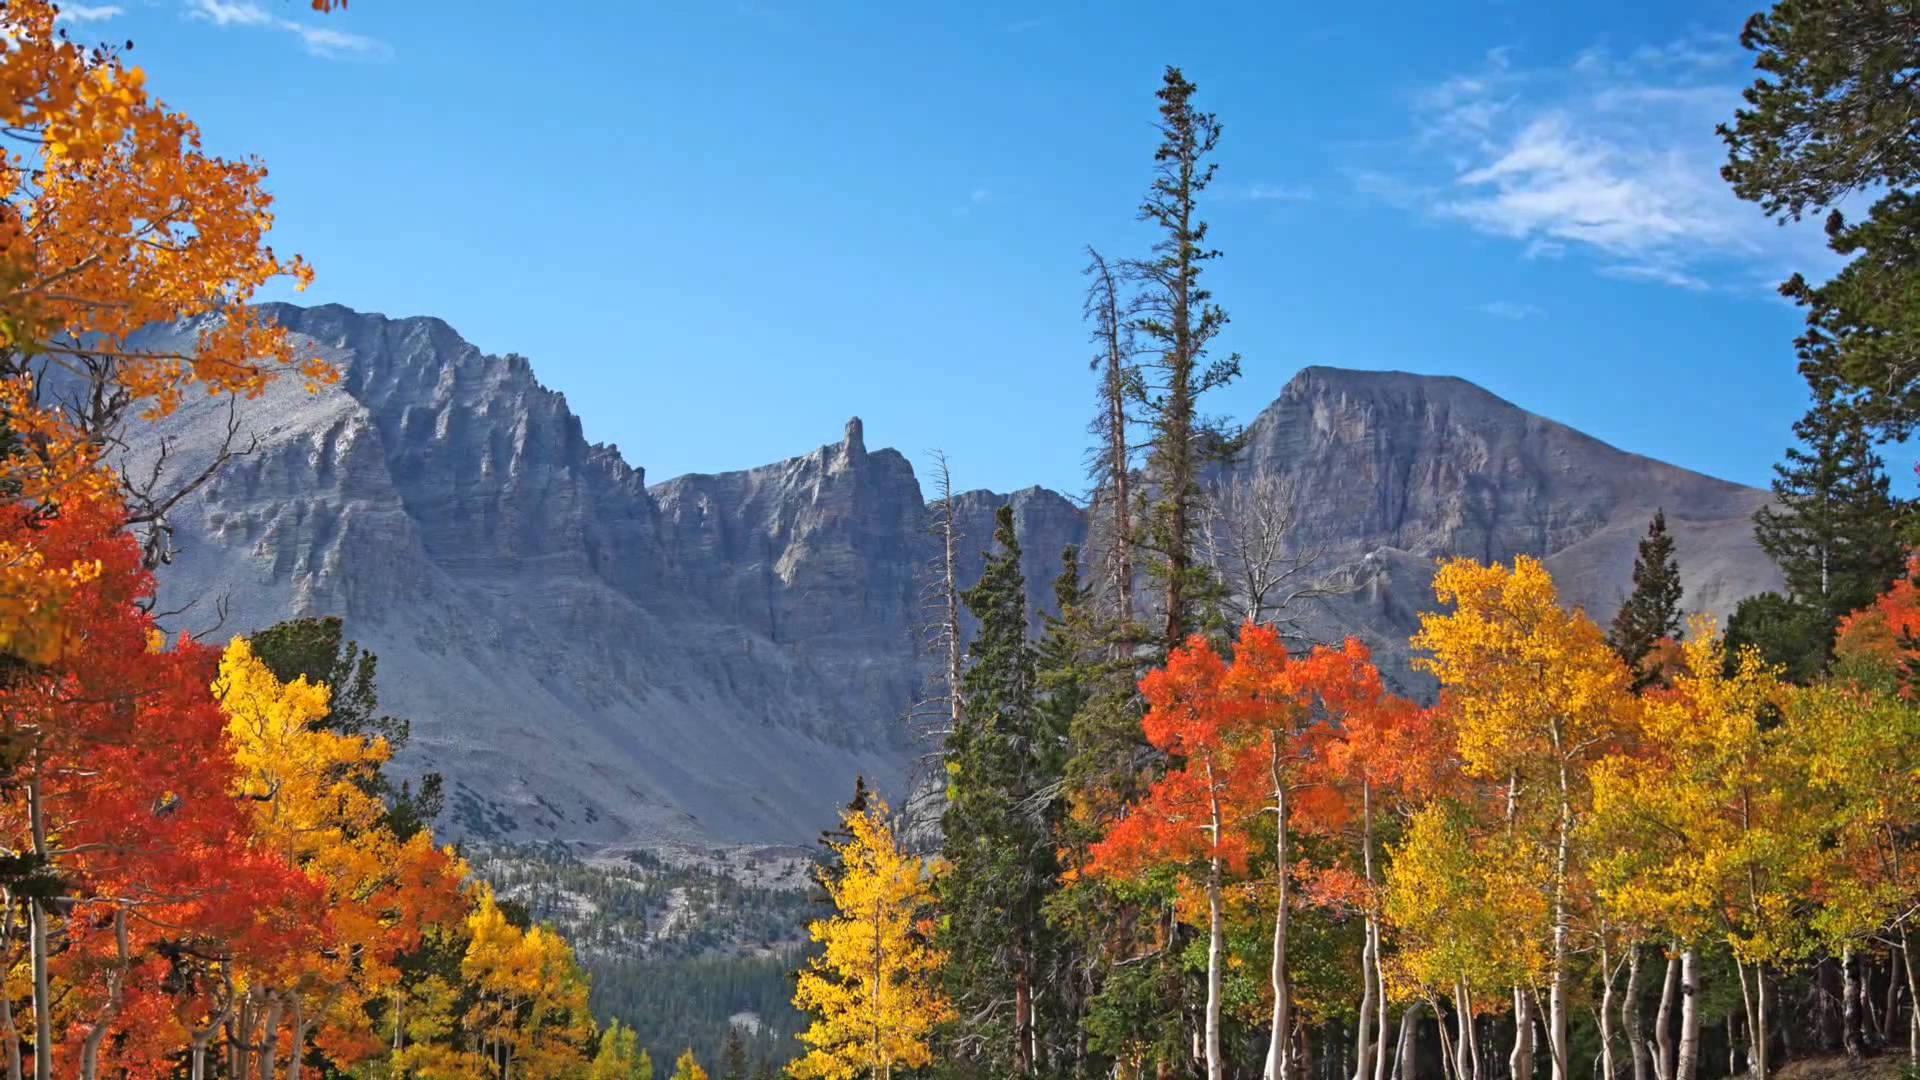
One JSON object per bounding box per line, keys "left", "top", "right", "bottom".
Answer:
{"left": 1623, "top": 944, "right": 1649, "bottom": 1080}
{"left": 1266, "top": 753, "right": 1292, "bottom": 1080}
{"left": 1548, "top": 758, "right": 1572, "bottom": 1080}
{"left": 287, "top": 997, "right": 307, "bottom": 1080}
{"left": 1206, "top": 802, "right": 1226, "bottom": 1080}
{"left": 1599, "top": 939, "right": 1617, "bottom": 1080}
{"left": 1654, "top": 952, "right": 1678, "bottom": 1080}
{"left": 259, "top": 993, "right": 283, "bottom": 1080}
{"left": 1452, "top": 985, "right": 1471, "bottom": 1080}
{"left": 1511, "top": 987, "right": 1536, "bottom": 1080}
{"left": 1351, "top": 784, "right": 1375, "bottom": 1080}
{"left": 1900, "top": 926, "right": 1920, "bottom": 1066}
{"left": 1395, "top": 1003, "right": 1422, "bottom": 1080}
{"left": 77, "top": 906, "right": 129, "bottom": 1080}
{"left": 1676, "top": 951, "right": 1700, "bottom": 1080}
{"left": 26, "top": 759, "right": 52, "bottom": 1080}
{"left": 0, "top": 893, "right": 23, "bottom": 1080}
{"left": 1373, "top": 921, "right": 1392, "bottom": 1080}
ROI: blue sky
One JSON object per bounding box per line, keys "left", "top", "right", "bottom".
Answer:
{"left": 61, "top": 0, "right": 1880, "bottom": 496}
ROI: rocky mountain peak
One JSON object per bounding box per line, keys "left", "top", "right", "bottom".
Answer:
{"left": 126, "top": 304, "right": 1779, "bottom": 851}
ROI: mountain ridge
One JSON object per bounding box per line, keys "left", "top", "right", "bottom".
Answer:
{"left": 124, "top": 303, "right": 1780, "bottom": 852}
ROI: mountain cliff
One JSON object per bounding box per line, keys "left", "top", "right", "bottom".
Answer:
{"left": 126, "top": 304, "right": 1780, "bottom": 851}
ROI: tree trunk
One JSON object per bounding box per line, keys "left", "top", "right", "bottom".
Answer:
{"left": 77, "top": 906, "right": 130, "bottom": 1080}
{"left": 1464, "top": 986, "right": 1481, "bottom": 1080}
{"left": 1843, "top": 946, "right": 1862, "bottom": 1059}
{"left": 1451, "top": 987, "right": 1471, "bottom": 1080}
{"left": 26, "top": 760, "right": 52, "bottom": 1080}
{"left": 1676, "top": 950, "right": 1700, "bottom": 1080}
{"left": 1654, "top": 953, "right": 1679, "bottom": 1080}
{"left": 259, "top": 993, "right": 283, "bottom": 1080}
{"left": 1206, "top": 847, "right": 1225, "bottom": 1080}
{"left": 1511, "top": 988, "right": 1535, "bottom": 1080}
{"left": 1351, "top": 785, "right": 1375, "bottom": 1080}
{"left": 1089, "top": 247, "right": 1134, "bottom": 629}
{"left": 287, "top": 998, "right": 308, "bottom": 1080}
{"left": 1374, "top": 920, "right": 1393, "bottom": 1080}
{"left": 1599, "top": 940, "right": 1617, "bottom": 1080}
{"left": 1395, "top": 1003, "right": 1423, "bottom": 1080}
{"left": 1548, "top": 772, "right": 1572, "bottom": 1080}
{"left": 0, "top": 894, "right": 22, "bottom": 1080}
{"left": 1623, "top": 944, "right": 1649, "bottom": 1080}
{"left": 1267, "top": 760, "right": 1292, "bottom": 1080}
{"left": 1895, "top": 925, "right": 1920, "bottom": 1066}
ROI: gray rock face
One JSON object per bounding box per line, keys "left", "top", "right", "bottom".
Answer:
{"left": 129, "top": 306, "right": 1778, "bottom": 851}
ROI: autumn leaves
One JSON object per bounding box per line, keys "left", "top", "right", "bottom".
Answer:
{"left": 798, "top": 551, "right": 1920, "bottom": 1080}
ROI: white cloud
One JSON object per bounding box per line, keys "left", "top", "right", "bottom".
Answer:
{"left": 1234, "top": 182, "right": 1313, "bottom": 202}
{"left": 1480, "top": 300, "right": 1544, "bottom": 320}
{"left": 56, "top": 4, "right": 125, "bottom": 24}
{"left": 283, "top": 21, "right": 383, "bottom": 57}
{"left": 1360, "top": 35, "right": 1836, "bottom": 292}
{"left": 186, "top": 0, "right": 388, "bottom": 59}
{"left": 189, "top": 0, "right": 271, "bottom": 26}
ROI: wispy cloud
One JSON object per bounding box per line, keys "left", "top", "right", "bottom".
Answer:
{"left": 1358, "top": 35, "right": 1836, "bottom": 292}
{"left": 1229, "top": 182, "right": 1313, "bottom": 203}
{"left": 189, "top": 0, "right": 271, "bottom": 26}
{"left": 953, "top": 187, "right": 992, "bottom": 215}
{"left": 1480, "top": 300, "right": 1544, "bottom": 320}
{"left": 56, "top": 4, "right": 125, "bottom": 24}
{"left": 186, "top": 0, "right": 388, "bottom": 58}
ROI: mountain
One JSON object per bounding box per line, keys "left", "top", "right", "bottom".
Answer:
{"left": 124, "top": 304, "right": 1780, "bottom": 853}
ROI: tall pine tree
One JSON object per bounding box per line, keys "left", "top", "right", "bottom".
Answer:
{"left": 1128, "top": 65, "right": 1242, "bottom": 649}
{"left": 1735, "top": 383, "right": 1909, "bottom": 679}
{"left": 1608, "top": 509, "right": 1684, "bottom": 685}
{"left": 939, "top": 506, "right": 1067, "bottom": 1077}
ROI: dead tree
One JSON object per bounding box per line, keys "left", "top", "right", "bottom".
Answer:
{"left": 1201, "top": 472, "right": 1356, "bottom": 641}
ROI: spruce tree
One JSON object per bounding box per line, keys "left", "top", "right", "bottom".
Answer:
{"left": 1127, "top": 66, "right": 1242, "bottom": 650}
{"left": 1608, "top": 509, "right": 1684, "bottom": 683}
{"left": 1752, "top": 384, "right": 1907, "bottom": 634}
{"left": 720, "top": 1027, "right": 747, "bottom": 1080}
{"left": 939, "top": 506, "right": 1064, "bottom": 1077}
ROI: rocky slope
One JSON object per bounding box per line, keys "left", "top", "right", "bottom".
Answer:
{"left": 126, "top": 305, "right": 1779, "bottom": 851}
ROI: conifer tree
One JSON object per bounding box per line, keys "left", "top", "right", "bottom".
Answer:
{"left": 1127, "top": 66, "right": 1242, "bottom": 650}
{"left": 1737, "top": 384, "right": 1908, "bottom": 676}
{"left": 1755, "top": 386, "right": 1908, "bottom": 618}
{"left": 721, "top": 1027, "right": 748, "bottom": 1080}
{"left": 1609, "top": 509, "right": 1684, "bottom": 684}
{"left": 939, "top": 506, "right": 1066, "bottom": 1076}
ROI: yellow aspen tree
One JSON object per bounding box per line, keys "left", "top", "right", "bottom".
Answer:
{"left": 1588, "top": 624, "right": 1811, "bottom": 1080}
{"left": 673, "top": 1049, "right": 712, "bottom": 1080}
{"left": 1412, "top": 556, "right": 1635, "bottom": 1080}
{"left": 1384, "top": 801, "right": 1547, "bottom": 1080}
{"left": 791, "top": 795, "right": 950, "bottom": 1080}
{"left": 461, "top": 886, "right": 596, "bottom": 1078}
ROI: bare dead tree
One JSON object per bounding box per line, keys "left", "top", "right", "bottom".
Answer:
{"left": 109, "top": 394, "right": 258, "bottom": 572}
{"left": 1200, "top": 472, "right": 1357, "bottom": 643}
{"left": 1081, "top": 247, "right": 1139, "bottom": 630}
{"left": 24, "top": 331, "right": 266, "bottom": 572}
{"left": 899, "top": 449, "right": 966, "bottom": 846}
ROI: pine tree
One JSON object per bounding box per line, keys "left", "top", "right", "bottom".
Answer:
{"left": 1719, "top": 0, "right": 1920, "bottom": 438}
{"left": 939, "top": 506, "right": 1066, "bottom": 1077}
{"left": 1609, "top": 509, "right": 1685, "bottom": 684}
{"left": 720, "top": 1026, "right": 748, "bottom": 1080}
{"left": 1127, "top": 65, "right": 1242, "bottom": 650}
{"left": 1745, "top": 383, "right": 1908, "bottom": 675}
